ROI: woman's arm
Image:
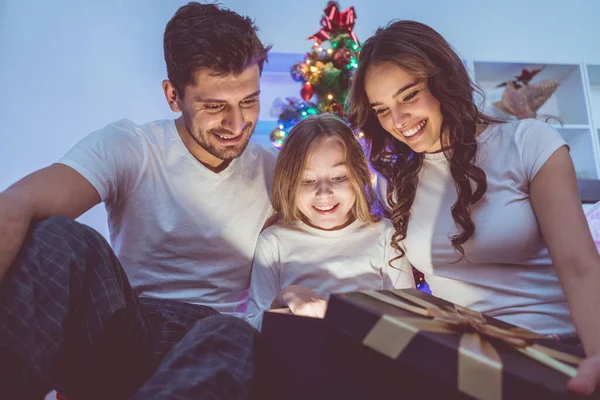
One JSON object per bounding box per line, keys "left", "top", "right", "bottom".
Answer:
{"left": 530, "top": 146, "right": 600, "bottom": 395}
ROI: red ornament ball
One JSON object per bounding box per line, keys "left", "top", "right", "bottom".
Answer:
{"left": 301, "top": 83, "right": 314, "bottom": 101}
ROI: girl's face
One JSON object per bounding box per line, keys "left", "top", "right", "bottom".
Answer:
{"left": 296, "top": 137, "right": 357, "bottom": 230}
{"left": 364, "top": 62, "right": 444, "bottom": 154}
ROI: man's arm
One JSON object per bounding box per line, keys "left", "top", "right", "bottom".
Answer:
{"left": 0, "top": 163, "right": 100, "bottom": 281}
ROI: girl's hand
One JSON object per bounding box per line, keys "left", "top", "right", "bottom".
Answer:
{"left": 568, "top": 353, "right": 600, "bottom": 396}
{"left": 274, "top": 285, "right": 327, "bottom": 318}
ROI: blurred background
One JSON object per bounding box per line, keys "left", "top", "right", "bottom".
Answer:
{"left": 1, "top": 0, "right": 600, "bottom": 238}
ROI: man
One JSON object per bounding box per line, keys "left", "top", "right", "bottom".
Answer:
{"left": 0, "top": 2, "right": 277, "bottom": 399}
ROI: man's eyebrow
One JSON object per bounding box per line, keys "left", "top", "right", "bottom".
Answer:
{"left": 242, "top": 90, "right": 261, "bottom": 100}
{"left": 194, "top": 90, "right": 261, "bottom": 103}
{"left": 194, "top": 96, "right": 225, "bottom": 103}
{"left": 369, "top": 80, "right": 420, "bottom": 107}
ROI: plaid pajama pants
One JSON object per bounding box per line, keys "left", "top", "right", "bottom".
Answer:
{"left": 0, "top": 216, "right": 258, "bottom": 400}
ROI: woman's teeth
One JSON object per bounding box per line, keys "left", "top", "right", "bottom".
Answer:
{"left": 403, "top": 120, "right": 426, "bottom": 137}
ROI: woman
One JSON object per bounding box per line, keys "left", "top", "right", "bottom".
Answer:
{"left": 348, "top": 20, "right": 600, "bottom": 395}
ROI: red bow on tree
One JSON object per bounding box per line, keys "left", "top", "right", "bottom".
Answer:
{"left": 308, "top": 1, "right": 359, "bottom": 45}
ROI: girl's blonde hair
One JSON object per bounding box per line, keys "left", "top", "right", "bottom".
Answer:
{"left": 273, "top": 113, "right": 380, "bottom": 225}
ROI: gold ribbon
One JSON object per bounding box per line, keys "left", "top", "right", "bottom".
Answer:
{"left": 360, "top": 290, "right": 582, "bottom": 400}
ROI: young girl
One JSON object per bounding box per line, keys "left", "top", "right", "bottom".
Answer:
{"left": 245, "top": 114, "right": 415, "bottom": 330}
{"left": 348, "top": 20, "right": 600, "bottom": 395}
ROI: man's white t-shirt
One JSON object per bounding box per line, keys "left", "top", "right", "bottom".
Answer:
{"left": 59, "top": 119, "right": 277, "bottom": 316}
{"left": 245, "top": 219, "right": 416, "bottom": 330}
{"left": 378, "top": 119, "right": 575, "bottom": 335}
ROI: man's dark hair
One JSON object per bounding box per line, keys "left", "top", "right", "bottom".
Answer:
{"left": 164, "top": 2, "right": 271, "bottom": 96}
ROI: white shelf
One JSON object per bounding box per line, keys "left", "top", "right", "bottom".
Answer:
{"left": 257, "top": 52, "right": 305, "bottom": 124}
{"left": 587, "top": 64, "right": 600, "bottom": 138}
{"left": 557, "top": 124, "right": 589, "bottom": 129}
{"left": 473, "top": 61, "right": 589, "bottom": 126}
{"left": 473, "top": 61, "right": 598, "bottom": 179}
{"left": 586, "top": 65, "right": 600, "bottom": 179}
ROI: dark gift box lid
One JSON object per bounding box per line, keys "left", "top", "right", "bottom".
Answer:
{"left": 325, "top": 288, "right": 594, "bottom": 400}
{"left": 259, "top": 308, "right": 461, "bottom": 399}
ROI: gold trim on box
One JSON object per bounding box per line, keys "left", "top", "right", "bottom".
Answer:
{"left": 358, "top": 290, "right": 581, "bottom": 400}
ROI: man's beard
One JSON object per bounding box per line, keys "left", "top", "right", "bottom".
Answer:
{"left": 184, "top": 116, "right": 255, "bottom": 161}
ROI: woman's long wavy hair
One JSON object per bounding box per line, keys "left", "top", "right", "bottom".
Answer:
{"left": 348, "top": 20, "right": 502, "bottom": 259}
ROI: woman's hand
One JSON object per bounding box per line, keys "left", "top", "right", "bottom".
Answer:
{"left": 273, "top": 285, "right": 327, "bottom": 318}
{"left": 568, "top": 353, "right": 600, "bottom": 396}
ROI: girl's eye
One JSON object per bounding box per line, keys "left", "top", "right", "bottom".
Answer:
{"left": 374, "top": 108, "right": 388, "bottom": 116}
{"left": 302, "top": 179, "right": 316, "bottom": 185}
{"left": 332, "top": 175, "right": 347, "bottom": 182}
{"left": 403, "top": 90, "right": 419, "bottom": 101}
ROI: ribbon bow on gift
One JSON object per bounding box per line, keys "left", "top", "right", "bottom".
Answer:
{"left": 427, "top": 306, "right": 531, "bottom": 348}
{"left": 361, "top": 290, "right": 582, "bottom": 400}
{"left": 308, "top": 1, "right": 359, "bottom": 45}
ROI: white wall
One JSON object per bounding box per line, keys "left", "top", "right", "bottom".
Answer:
{"left": 229, "top": 0, "right": 600, "bottom": 64}
{"left": 2, "top": 0, "right": 600, "bottom": 236}
{"left": 0, "top": 0, "right": 185, "bottom": 189}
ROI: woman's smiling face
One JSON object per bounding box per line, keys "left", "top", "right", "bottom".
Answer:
{"left": 365, "top": 62, "right": 443, "bottom": 154}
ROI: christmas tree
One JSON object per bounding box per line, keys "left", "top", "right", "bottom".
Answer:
{"left": 270, "top": 1, "right": 361, "bottom": 147}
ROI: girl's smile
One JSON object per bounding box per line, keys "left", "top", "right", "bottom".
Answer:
{"left": 297, "top": 137, "right": 356, "bottom": 230}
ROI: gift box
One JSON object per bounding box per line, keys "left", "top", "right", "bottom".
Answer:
{"left": 324, "top": 288, "right": 595, "bottom": 400}
{"left": 255, "top": 308, "right": 441, "bottom": 399}
{"left": 254, "top": 309, "right": 340, "bottom": 400}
